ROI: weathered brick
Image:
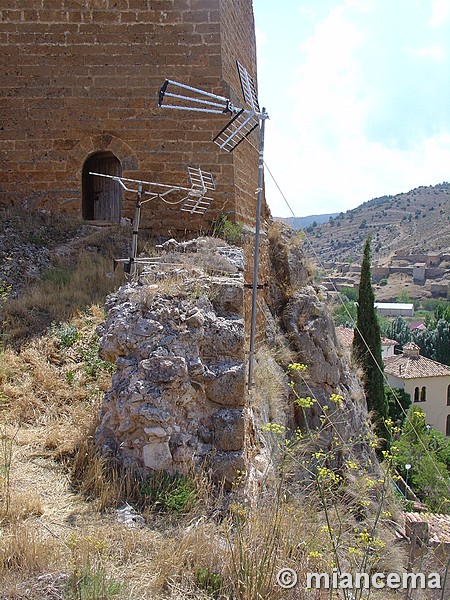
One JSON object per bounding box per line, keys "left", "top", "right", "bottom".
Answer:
{"left": 1, "top": 0, "right": 260, "bottom": 239}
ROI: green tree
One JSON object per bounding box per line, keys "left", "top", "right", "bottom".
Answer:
{"left": 339, "top": 286, "right": 358, "bottom": 303}
{"left": 332, "top": 297, "right": 357, "bottom": 327}
{"left": 432, "top": 319, "right": 450, "bottom": 365}
{"left": 385, "top": 387, "right": 411, "bottom": 425}
{"left": 353, "top": 236, "right": 388, "bottom": 441}
{"left": 394, "top": 407, "right": 450, "bottom": 512}
{"left": 384, "top": 316, "right": 411, "bottom": 350}
{"left": 397, "top": 289, "right": 412, "bottom": 304}
{"left": 414, "top": 319, "right": 450, "bottom": 366}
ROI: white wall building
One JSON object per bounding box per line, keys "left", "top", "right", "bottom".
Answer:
{"left": 375, "top": 302, "right": 414, "bottom": 317}
{"left": 384, "top": 343, "right": 450, "bottom": 436}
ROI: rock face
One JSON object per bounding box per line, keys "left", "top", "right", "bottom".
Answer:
{"left": 96, "top": 242, "right": 251, "bottom": 486}
{"left": 96, "top": 229, "right": 377, "bottom": 491}
{"left": 266, "top": 224, "right": 376, "bottom": 472}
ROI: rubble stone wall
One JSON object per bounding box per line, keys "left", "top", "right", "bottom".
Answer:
{"left": 96, "top": 239, "right": 252, "bottom": 486}
{"left": 95, "top": 231, "right": 376, "bottom": 489}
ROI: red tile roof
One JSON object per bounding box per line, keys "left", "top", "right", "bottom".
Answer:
{"left": 336, "top": 326, "right": 354, "bottom": 347}
{"left": 337, "top": 327, "right": 397, "bottom": 348}
{"left": 384, "top": 353, "right": 450, "bottom": 379}
{"left": 405, "top": 512, "right": 450, "bottom": 544}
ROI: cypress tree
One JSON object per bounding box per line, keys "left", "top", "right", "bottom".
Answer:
{"left": 352, "top": 235, "right": 388, "bottom": 439}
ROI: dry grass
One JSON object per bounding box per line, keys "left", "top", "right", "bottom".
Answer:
{"left": 0, "top": 208, "right": 129, "bottom": 346}
{"left": 2, "top": 252, "right": 125, "bottom": 345}
{"left": 0, "top": 340, "right": 408, "bottom": 600}
{"left": 0, "top": 525, "right": 61, "bottom": 575}
{"left": 71, "top": 433, "right": 144, "bottom": 512}
{"left": 0, "top": 490, "right": 44, "bottom": 525}
{"left": 0, "top": 304, "right": 409, "bottom": 600}
{"left": 252, "top": 347, "right": 289, "bottom": 424}
{"left": 0, "top": 215, "right": 411, "bottom": 599}
{"left": 0, "top": 307, "right": 110, "bottom": 428}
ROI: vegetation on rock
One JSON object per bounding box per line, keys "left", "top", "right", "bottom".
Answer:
{"left": 1, "top": 210, "right": 449, "bottom": 598}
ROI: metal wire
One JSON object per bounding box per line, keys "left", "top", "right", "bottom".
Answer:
{"left": 246, "top": 136, "right": 450, "bottom": 496}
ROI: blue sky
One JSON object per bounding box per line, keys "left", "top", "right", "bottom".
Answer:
{"left": 253, "top": 0, "right": 450, "bottom": 217}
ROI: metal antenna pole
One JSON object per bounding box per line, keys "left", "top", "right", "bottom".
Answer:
{"left": 90, "top": 170, "right": 214, "bottom": 274}
{"left": 158, "top": 62, "right": 268, "bottom": 389}
{"left": 248, "top": 108, "right": 267, "bottom": 390}
{"left": 129, "top": 183, "right": 142, "bottom": 276}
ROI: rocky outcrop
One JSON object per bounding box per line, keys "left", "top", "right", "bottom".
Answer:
{"left": 265, "top": 224, "right": 376, "bottom": 472}
{"left": 96, "top": 241, "right": 252, "bottom": 486}
{"left": 95, "top": 228, "right": 377, "bottom": 492}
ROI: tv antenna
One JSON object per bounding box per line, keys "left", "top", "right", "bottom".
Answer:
{"left": 90, "top": 167, "right": 215, "bottom": 275}
{"left": 158, "top": 61, "right": 269, "bottom": 390}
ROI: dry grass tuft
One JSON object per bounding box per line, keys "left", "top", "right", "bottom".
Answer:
{"left": 2, "top": 252, "right": 124, "bottom": 345}
{"left": 0, "top": 305, "right": 111, "bottom": 429}
{"left": 253, "top": 347, "right": 289, "bottom": 424}
{"left": 0, "top": 525, "right": 62, "bottom": 576}
{"left": 0, "top": 490, "right": 44, "bottom": 525}
{"left": 70, "top": 419, "right": 144, "bottom": 512}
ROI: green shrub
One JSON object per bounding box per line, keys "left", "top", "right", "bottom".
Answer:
{"left": 385, "top": 387, "right": 411, "bottom": 425}
{"left": 50, "top": 322, "right": 79, "bottom": 348}
{"left": 332, "top": 299, "right": 357, "bottom": 327}
{"left": 65, "top": 563, "right": 124, "bottom": 600}
{"left": 141, "top": 471, "right": 196, "bottom": 513}
{"left": 0, "top": 278, "right": 11, "bottom": 305}
{"left": 79, "top": 337, "right": 114, "bottom": 379}
{"left": 195, "top": 567, "right": 222, "bottom": 598}
{"left": 339, "top": 286, "right": 358, "bottom": 302}
{"left": 396, "top": 289, "right": 412, "bottom": 304}
{"left": 212, "top": 213, "right": 243, "bottom": 245}
{"left": 43, "top": 266, "right": 73, "bottom": 287}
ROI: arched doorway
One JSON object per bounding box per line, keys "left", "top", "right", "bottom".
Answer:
{"left": 82, "top": 151, "right": 122, "bottom": 221}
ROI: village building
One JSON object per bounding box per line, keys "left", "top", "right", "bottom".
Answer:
{"left": 409, "top": 320, "right": 426, "bottom": 332}
{"left": 336, "top": 326, "right": 397, "bottom": 360}
{"left": 384, "top": 343, "right": 450, "bottom": 436}
{"left": 375, "top": 302, "right": 414, "bottom": 317}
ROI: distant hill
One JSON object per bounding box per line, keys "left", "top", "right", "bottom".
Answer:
{"left": 293, "top": 183, "right": 450, "bottom": 265}
{"left": 274, "top": 213, "right": 338, "bottom": 229}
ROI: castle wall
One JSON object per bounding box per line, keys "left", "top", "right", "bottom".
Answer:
{"left": 0, "top": 0, "right": 261, "bottom": 235}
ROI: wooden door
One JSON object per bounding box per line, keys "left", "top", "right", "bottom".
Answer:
{"left": 83, "top": 152, "right": 122, "bottom": 222}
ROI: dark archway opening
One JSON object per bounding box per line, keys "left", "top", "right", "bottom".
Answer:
{"left": 82, "top": 151, "right": 122, "bottom": 222}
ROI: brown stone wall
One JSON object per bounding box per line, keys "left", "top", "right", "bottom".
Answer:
{"left": 218, "top": 0, "right": 262, "bottom": 224}
{"left": 0, "top": 0, "right": 262, "bottom": 235}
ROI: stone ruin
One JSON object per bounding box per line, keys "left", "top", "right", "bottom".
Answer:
{"left": 96, "top": 238, "right": 253, "bottom": 486}
{"left": 95, "top": 229, "right": 377, "bottom": 488}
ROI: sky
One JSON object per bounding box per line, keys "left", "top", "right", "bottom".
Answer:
{"left": 252, "top": 0, "right": 450, "bottom": 217}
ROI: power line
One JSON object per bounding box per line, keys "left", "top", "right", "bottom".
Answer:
{"left": 246, "top": 140, "right": 450, "bottom": 497}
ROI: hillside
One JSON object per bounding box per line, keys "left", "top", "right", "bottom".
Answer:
{"left": 274, "top": 213, "right": 338, "bottom": 229}
{"left": 287, "top": 183, "right": 450, "bottom": 265}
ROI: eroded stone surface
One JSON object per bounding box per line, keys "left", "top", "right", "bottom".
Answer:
{"left": 96, "top": 230, "right": 377, "bottom": 493}
{"left": 142, "top": 441, "right": 172, "bottom": 470}
{"left": 96, "top": 245, "right": 249, "bottom": 486}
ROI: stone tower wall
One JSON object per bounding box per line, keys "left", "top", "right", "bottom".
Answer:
{"left": 0, "top": 0, "right": 261, "bottom": 235}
